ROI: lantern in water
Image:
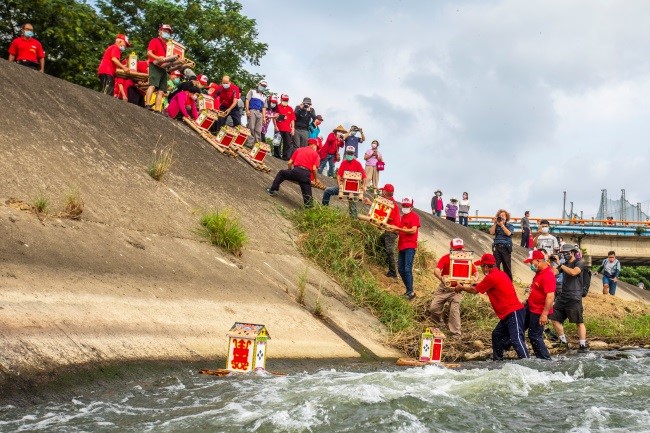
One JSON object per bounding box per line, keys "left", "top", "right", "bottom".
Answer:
{"left": 226, "top": 322, "right": 270, "bottom": 372}
{"left": 419, "top": 327, "right": 445, "bottom": 363}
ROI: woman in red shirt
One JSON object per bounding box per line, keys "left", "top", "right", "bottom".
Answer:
{"left": 318, "top": 125, "right": 346, "bottom": 177}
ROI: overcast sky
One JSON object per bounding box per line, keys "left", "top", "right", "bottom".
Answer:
{"left": 240, "top": 0, "right": 650, "bottom": 220}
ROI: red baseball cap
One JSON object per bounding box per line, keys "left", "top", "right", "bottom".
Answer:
{"left": 159, "top": 24, "right": 173, "bottom": 32}
{"left": 197, "top": 74, "right": 208, "bottom": 86}
{"left": 524, "top": 250, "right": 546, "bottom": 263}
{"left": 170, "top": 70, "right": 182, "bottom": 77}
{"left": 450, "top": 238, "right": 464, "bottom": 250}
{"left": 401, "top": 197, "right": 414, "bottom": 207}
{"left": 116, "top": 34, "right": 131, "bottom": 47}
{"left": 381, "top": 184, "right": 394, "bottom": 193}
{"left": 475, "top": 253, "right": 496, "bottom": 266}
{"left": 307, "top": 138, "right": 318, "bottom": 146}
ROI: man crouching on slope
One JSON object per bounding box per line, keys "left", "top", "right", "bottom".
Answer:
{"left": 266, "top": 139, "right": 320, "bottom": 206}
{"left": 456, "top": 253, "right": 530, "bottom": 360}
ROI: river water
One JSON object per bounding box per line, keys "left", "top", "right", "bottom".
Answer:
{"left": 1, "top": 350, "right": 649, "bottom": 433}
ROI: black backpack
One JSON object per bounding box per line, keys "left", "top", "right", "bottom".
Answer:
{"left": 581, "top": 267, "right": 592, "bottom": 297}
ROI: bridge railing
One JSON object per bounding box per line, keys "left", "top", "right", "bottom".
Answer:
{"left": 466, "top": 216, "right": 650, "bottom": 236}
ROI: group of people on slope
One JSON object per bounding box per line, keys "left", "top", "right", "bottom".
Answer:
{"left": 431, "top": 190, "right": 471, "bottom": 226}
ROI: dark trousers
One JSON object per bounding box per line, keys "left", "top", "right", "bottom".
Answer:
{"left": 525, "top": 308, "right": 551, "bottom": 360}
{"left": 99, "top": 74, "right": 114, "bottom": 95}
{"left": 493, "top": 243, "right": 513, "bottom": 281}
{"left": 279, "top": 131, "right": 294, "bottom": 160}
{"left": 17, "top": 60, "right": 40, "bottom": 70}
{"left": 270, "top": 167, "right": 313, "bottom": 206}
{"left": 521, "top": 228, "right": 530, "bottom": 248}
{"left": 492, "top": 308, "right": 529, "bottom": 360}
{"left": 380, "top": 231, "right": 398, "bottom": 274}
{"left": 213, "top": 106, "right": 242, "bottom": 132}
{"left": 398, "top": 248, "right": 416, "bottom": 295}
{"left": 127, "top": 86, "right": 144, "bottom": 106}
{"left": 459, "top": 214, "right": 468, "bottom": 226}
{"left": 446, "top": 216, "right": 456, "bottom": 222}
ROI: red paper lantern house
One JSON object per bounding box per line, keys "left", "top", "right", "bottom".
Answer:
{"left": 215, "top": 125, "right": 240, "bottom": 149}
{"left": 338, "top": 170, "right": 363, "bottom": 201}
{"left": 446, "top": 250, "right": 475, "bottom": 287}
{"left": 233, "top": 126, "right": 251, "bottom": 147}
{"left": 195, "top": 110, "right": 218, "bottom": 131}
{"left": 249, "top": 141, "right": 271, "bottom": 163}
{"left": 419, "top": 327, "right": 445, "bottom": 363}
{"left": 225, "top": 323, "right": 270, "bottom": 373}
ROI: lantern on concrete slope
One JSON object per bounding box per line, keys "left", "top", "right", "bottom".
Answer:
{"left": 195, "top": 110, "right": 218, "bottom": 131}
{"left": 215, "top": 125, "right": 239, "bottom": 148}
{"left": 249, "top": 141, "right": 271, "bottom": 163}
{"left": 233, "top": 125, "right": 251, "bottom": 147}
{"left": 226, "top": 322, "right": 271, "bottom": 372}
{"left": 419, "top": 327, "right": 445, "bottom": 363}
{"left": 197, "top": 94, "right": 215, "bottom": 112}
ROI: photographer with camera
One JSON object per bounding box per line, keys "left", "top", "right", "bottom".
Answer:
{"left": 345, "top": 125, "right": 365, "bottom": 157}
{"left": 294, "top": 97, "right": 317, "bottom": 150}
{"left": 549, "top": 244, "right": 588, "bottom": 353}
{"left": 489, "top": 209, "right": 515, "bottom": 281}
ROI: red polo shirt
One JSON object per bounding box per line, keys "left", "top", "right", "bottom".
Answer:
{"left": 291, "top": 146, "right": 320, "bottom": 171}
{"left": 387, "top": 197, "right": 401, "bottom": 226}
{"left": 527, "top": 265, "right": 555, "bottom": 315}
{"left": 98, "top": 44, "right": 122, "bottom": 76}
{"left": 147, "top": 37, "right": 167, "bottom": 63}
{"left": 475, "top": 268, "right": 524, "bottom": 320}
{"left": 336, "top": 159, "right": 365, "bottom": 178}
{"left": 320, "top": 132, "right": 343, "bottom": 158}
{"left": 209, "top": 84, "right": 241, "bottom": 108}
{"left": 9, "top": 36, "right": 45, "bottom": 63}
{"left": 275, "top": 104, "right": 295, "bottom": 133}
{"left": 398, "top": 211, "right": 420, "bottom": 251}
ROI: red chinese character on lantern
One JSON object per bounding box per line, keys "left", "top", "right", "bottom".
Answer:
{"left": 230, "top": 339, "right": 251, "bottom": 370}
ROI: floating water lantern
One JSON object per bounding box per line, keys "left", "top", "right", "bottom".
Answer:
{"left": 226, "top": 322, "right": 270, "bottom": 373}
{"left": 419, "top": 327, "right": 445, "bottom": 363}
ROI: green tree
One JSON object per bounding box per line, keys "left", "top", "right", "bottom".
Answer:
{"left": 1, "top": 0, "right": 118, "bottom": 89}
{"left": 96, "top": 0, "right": 267, "bottom": 91}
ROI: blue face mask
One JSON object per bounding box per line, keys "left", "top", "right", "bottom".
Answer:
{"left": 119, "top": 45, "right": 125, "bottom": 52}
{"left": 258, "top": 86, "right": 265, "bottom": 92}
{"left": 345, "top": 155, "right": 354, "bottom": 161}
{"left": 24, "top": 30, "right": 34, "bottom": 38}
{"left": 172, "top": 78, "right": 180, "bottom": 85}
{"left": 161, "top": 32, "right": 171, "bottom": 40}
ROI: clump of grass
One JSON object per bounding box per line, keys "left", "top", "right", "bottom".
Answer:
{"left": 62, "top": 189, "right": 84, "bottom": 219}
{"left": 297, "top": 268, "right": 308, "bottom": 305}
{"left": 291, "top": 205, "right": 415, "bottom": 333}
{"left": 148, "top": 137, "right": 174, "bottom": 181}
{"left": 31, "top": 194, "right": 49, "bottom": 214}
{"left": 313, "top": 284, "right": 325, "bottom": 318}
{"left": 199, "top": 210, "right": 247, "bottom": 256}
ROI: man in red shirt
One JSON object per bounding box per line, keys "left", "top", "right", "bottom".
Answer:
{"left": 98, "top": 34, "right": 130, "bottom": 95}
{"left": 394, "top": 197, "right": 420, "bottom": 300}
{"left": 273, "top": 93, "right": 296, "bottom": 160}
{"left": 523, "top": 249, "right": 555, "bottom": 359}
{"left": 8, "top": 23, "right": 45, "bottom": 72}
{"left": 456, "top": 253, "right": 530, "bottom": 360}
{"left": 321, "top": 145, "right": 366, "bottom": 216}
{"left": 318, "top": 125, "right": 346, "bottom": 177}
{"left": 429, "top": 238, "right": 478, "bottom": 337}
{"left": 266, "top": 139, "right": 320, "bottom": 206}
{"left": 209, "top": 75, "right": 242, "bottom": 132}
{"left": 145, "top": 24, "right": 173, "bottom": 111}
{"left": 363, "top": 184, "right": 401, "bottom": 278}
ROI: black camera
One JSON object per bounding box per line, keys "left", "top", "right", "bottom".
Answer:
{"left": 549, "top": 255, "right": 557, "bottom": 262}
{"left": 497, "top": 216, "right": 504, "bottom": 223}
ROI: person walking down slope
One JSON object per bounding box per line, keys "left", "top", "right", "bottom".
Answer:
{"left": 456, "top": 253, "right": 530, "bottom": 360}
{"left": 266, "top": 139, "right": 320, "bottom": 206}
{"left": 445, "top": 198, "right": 459, "bottom": 222}
{"left": 429, "top": 238, "right": 478, "bottom": 338}
{"left": 363, "top": 140, "right": 383, "bottom": 191}
{"left": 431, "top": 190, "right": 443, "bottom": 217}
{"left": 395, "top": 197, "right": 420, "bottom": 300}
{"left": 596, "top": 251, "right": 621, "bottom": 296}
{"left": 98, "top": 34, "right": 130, "bottom": 95}
{"left": 321, "top": 145, "right": 366, "bottom": 217}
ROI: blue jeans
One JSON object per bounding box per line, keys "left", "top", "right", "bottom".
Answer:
{"left": 525, "top": 308, "right": 551, "bottom": 360}
{"left": 491, "top": 308, "right": 529, "bottom": 360}
{"left": 322, "top": 186, "right": 358, "bottom": 217}
{"left": 318, "top": 154, "right": 335, "bottom": 176}
{"left": 459, "top": 214, "right": 469, "bottom": 226}
{"left": 398, "top": 248, "right": 416, "bottom": 296}
{"left": 603, "top": 275, "right": 617, "bottom": 295}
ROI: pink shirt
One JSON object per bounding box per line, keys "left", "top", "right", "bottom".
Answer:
{"left": 364, "top": 148, "right": 382, "bottom": 167}
{"left": 166, "top": 91, "right": 198, "bottom": 120}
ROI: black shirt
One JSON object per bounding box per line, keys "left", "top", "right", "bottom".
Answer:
{"left": 294, "top": 106, "right": 316, "bottom": 130}
{"left": 559, "top": 259, "right": 584, "bottom": 301}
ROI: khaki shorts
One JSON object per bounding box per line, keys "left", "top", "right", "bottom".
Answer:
{"left": 148, "top": 64, "right": 168, "bottom": 91}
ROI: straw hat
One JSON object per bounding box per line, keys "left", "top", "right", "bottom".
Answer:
{"left": 333, "top": 124, "right": 347, "bottom": 133}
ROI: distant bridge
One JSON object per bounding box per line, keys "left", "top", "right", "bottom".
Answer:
{"left": 468, "top": 216, "right": 650, "bottom": 266}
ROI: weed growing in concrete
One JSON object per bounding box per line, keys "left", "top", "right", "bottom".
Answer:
{"left": 297, "top": 268, "right": 308, "bottom": 305}
{"left": 199, "top": 210, "right": 247, "bottom": 256}
{"left": 313, "top": 286, "right": 324, "bottom": 318}
{"left": 148, "top": 137, "right": 174, "bottom": 181}
{"left": 62, "top": 189, "right": 84, "bottom": 219}
{"left": 31, "top": 194, "right": 49, "bottom": 214}
{"left": 291, "top": 205, "right": 415, "bottom": 333}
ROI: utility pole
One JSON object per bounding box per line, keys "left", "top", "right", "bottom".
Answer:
{"left": 569, "top": 201, "right": 574, "bottom": 221}
{"left": 580, "top": 210, "right": 583, "bottom": 220}
{"left": 599, "top": 189, "right": 608, "bottom": 219}
{"left": 638, "top": 202, "right": 642, "bottom": 222}
{"left": 621, "top": 189, "right": 626, "bottom": 222}
{"left": 562, "top": 191, "right": 567, "bottom": 220}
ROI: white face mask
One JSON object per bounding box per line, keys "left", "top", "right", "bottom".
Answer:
{"left": 222, "top": 83, "right": 230, "bottom": 89}
{"left": 541, "top": 227, "right": 550, "bottom": 234}
{"left": 371, "top": 143, "right": 378, "bottom": 149}
{"left": 270, "top": 103, "right": 276, "bottom": 108}
{"left": 281, "top": 101, "right": 288, "bottom": 106}
{"left": 402, "top": 208, "right": 411, "bottom": 214}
